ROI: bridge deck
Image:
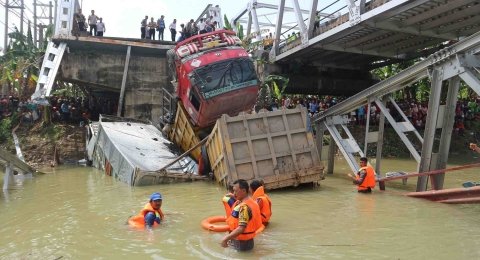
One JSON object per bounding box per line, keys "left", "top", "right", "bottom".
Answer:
{"left": 53, "top": 36, "right": 175, "bottom": 55}
{"left": 276, "top": 0, "right": 480, "bottom": 70}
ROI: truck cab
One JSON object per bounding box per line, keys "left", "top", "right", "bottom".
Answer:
{"left": 174, "top": 30, "right": 259, "bottom": 128}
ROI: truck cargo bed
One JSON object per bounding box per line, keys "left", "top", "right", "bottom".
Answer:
{"left": 206, "top": 107, "right": 324, "bottom": 190}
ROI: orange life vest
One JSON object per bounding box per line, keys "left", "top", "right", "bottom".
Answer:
{"left": 251, "top": 186, "right": 272, "bottom": 224}
{"left": 128, "top": 203, "right": 164, "bottom": 229}
{"left": 357, "top": 166, "right": 376, "bottom": 191}
{"left": 228, "top": 197, "right": 263, "bottom": 241}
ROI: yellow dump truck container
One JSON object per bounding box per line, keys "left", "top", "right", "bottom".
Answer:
{"left": 206, "top": 107, "right": 324, "bottom": 190}
{"left": 169, "top": 102, "right": 201, "bottom": 160}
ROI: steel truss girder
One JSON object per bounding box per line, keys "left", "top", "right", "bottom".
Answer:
{"left": 31, "top": 41, "right": 67, "bottom": 100}
{"left": 345, "top": 0, "right": 361, "bottom": 25}
{"left": 315, "top": 30, "right": 480, "bottom": 123}
{"left": 417, "top": 68, "right": 444, "bottom": 191}
{"left": 324, "top": 115, "right": 364, "bottom": 173}
{"left": 374, "top": 98, "right": 421, "bottom": 162}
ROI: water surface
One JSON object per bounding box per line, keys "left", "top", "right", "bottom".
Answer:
{"left": 1, "top": 158, "right": 480, "bottom": 259}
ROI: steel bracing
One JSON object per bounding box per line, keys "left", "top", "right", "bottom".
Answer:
{"left": 31, "top": 0, "right": 79, "bottom": 100}
{"left": 314, "top": 30, "right": 480, "bottom": 191}
{"left": 233, "top": 0, "right": 480, "bottom": 70}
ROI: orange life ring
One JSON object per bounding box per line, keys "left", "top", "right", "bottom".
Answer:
{"left": 201, "top": 215, "right": 229, "bottom": 232}
{"left": 201, "top": 216, "right": 267, "bottom": 234}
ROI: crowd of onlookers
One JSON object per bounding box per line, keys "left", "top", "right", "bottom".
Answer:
{"left": 2, "top": 92, "right": 479, "bottom": 137}
{"left": 139, "top": 13, "right": 222, "bottom": 42}
{"left": 0, "top": 94, "right": 118, "bottom": 126}
{"left": 0, "top": 95, "right": 40, "bottom": 123}
{"left": 259, "top": 95, "right": 480, "bottom": 135}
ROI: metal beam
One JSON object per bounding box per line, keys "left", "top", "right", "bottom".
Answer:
{"left": 251, "top": 4, "right": 262, "bottom": 40}
{"left": 370, "top": 21, "right": 456, "bottom": 41}
{"left": 402, "top": 0, "right": 474, "bottom": 27}
{"left": 375, "top": 98, "right": 386, "bottom": 175}
{"left": 290, "top": 0, "right": 307, "bottom": 40}
{"left": 315, "top": 30, "right": 480, "bottom": 123}
{"left": 238, "top": 19, "right": 294, "bottom": 30}
{"left": 271, "top": 0, "right": 285, "bottom": 60}
{"left": 256, "top": 2, "right": 324, "bottom": 15}
{"left": 433, "top": 76, "right": 460, "bottom": 190}
{"left": 420, "top": 4, "right": 479, "bottom": 31}
{"left": 327, "top": 134, "right": 336, "bottom": 174}
{"left": 307, "top": 0, "right": 318, "bottom": 38}
{"left": 375, "top": 98, "right": 421, "bottom": 162}
{"left": 345, "top": 0, "right": 361, "bottom": 25}
{"left": 117, "top": 45, "right": 131, "bottom": 117}
{"left": 459, "top": 68, "right": 480, "bottom": 95}
{"left": 417, "top": 68, "right": 443, "bottom": 191}
{"left": 388, "top": 96, "right": 423, "bottom": 143}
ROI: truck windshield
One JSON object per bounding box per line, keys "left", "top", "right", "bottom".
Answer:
{"left": 190, "top": 58, "right": 258, "bottom": 99}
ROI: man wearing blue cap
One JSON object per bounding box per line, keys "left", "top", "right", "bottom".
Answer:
{"left": 128, "top": 192, "right": 164, "bottom": 229}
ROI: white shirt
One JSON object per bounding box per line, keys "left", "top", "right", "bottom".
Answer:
{"left": 197, "top": 21, "right": 206, "bottom": 31}
{"left": 169, "top": 22, "right": 176, "bottom": 30}
{"left": 88, "top": 14, "right": 98, "bottom": 25}
{"left": 96, "top": 22, "right": 105, "bottom": 32}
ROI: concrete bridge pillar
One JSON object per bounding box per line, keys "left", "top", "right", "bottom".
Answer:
{"left": 3, "top": 163, "right": 14, "bottom": 191}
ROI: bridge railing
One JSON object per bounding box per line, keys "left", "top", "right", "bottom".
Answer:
{"left": 277, "top": 0, "right": 389, "bottom": 54}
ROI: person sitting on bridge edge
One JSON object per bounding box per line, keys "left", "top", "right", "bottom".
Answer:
{"left": 348, "top": 157, "right": 376, "bottom": 193}
{"left": 250, "top": 179, "right": 272, "bottom": 226}
{"left": 470, "top": 143, "right": 480, "bottom": 154}
{"left": 221, "top": 179, "right": 262, "bottom": 251}
{"left": 128, "top": 192, "right": 164, "bottom": 230}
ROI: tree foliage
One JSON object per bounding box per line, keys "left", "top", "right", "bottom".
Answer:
{"left": 0, "top": 25, "right": 47, "bottom": 99}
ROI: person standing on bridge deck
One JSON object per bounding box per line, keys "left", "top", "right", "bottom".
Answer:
{"left": 148, "top": 17, "right": 157, "bottom": 40}
{"left": 197, "top": 18, "right": 206, "bottom": 34}
{"left": 348, "top": 157, "right": 376, "bottom": 193}
{"left": 157, "top": 15, "right": 166, "bottom": 40}
{"left": 141, "top": 16, "right": 148, "bottom": 39}
{"left": 169, "top": 19, "right": 177, "bottom": 42}
{"left": 88, "top": 10, "right": 99, "bottom": 36}
{"left": 96, "top": 18, "right": 105, "bottom": 36}
{"left": 74, "top": 9, "right": 86, "bottom": 32}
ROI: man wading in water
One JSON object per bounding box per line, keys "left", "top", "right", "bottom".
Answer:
{"left": 348, "top": 157, "right": 376, "bottom": 193}
{"left": 221, "top": 179, "right": 262, "bottom": 251}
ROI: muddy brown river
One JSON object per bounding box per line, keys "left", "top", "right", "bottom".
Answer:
{"left": 1, "top": 157, "right": 480, "bottom": 259}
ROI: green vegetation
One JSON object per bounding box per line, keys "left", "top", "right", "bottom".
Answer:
{"left": 372, "top": 61, "right": 477, "bottom": 102}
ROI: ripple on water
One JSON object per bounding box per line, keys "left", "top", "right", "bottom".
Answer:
{"left": 2, "top": 165, "right": 480, "bottom": 258}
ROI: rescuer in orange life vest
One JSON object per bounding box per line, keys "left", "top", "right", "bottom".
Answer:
{"left": 348, "top": 157, "right": 376, "bottom": 193}
{"left": 221, "top": 179, "right": 262, "bottom": 251}
{"left": 128, "top": 192, "right": 164, "bottom": 230}
{"left": 250, "top": 179, "right": 272, "bottom": 225}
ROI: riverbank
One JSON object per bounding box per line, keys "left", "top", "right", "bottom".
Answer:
{"left": 1, "top": 120, "right": 478, "bottom": 169}
{"left": 0, "top": 121, "right": 85, "bottom": 168}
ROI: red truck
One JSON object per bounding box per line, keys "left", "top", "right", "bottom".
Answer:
{"left": 173, "top": 30, "right": 260, "bottom": 129}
